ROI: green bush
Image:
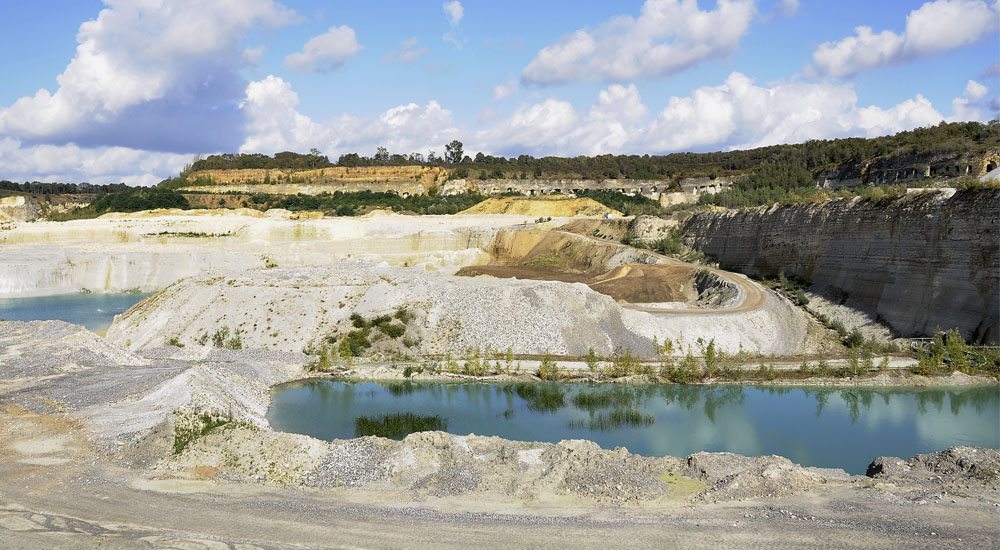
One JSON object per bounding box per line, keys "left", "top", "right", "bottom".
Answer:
{"left": 537, "top": 353, "right": 562, "bottom": 380}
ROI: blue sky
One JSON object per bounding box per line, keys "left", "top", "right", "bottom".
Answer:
{"left": 0, "top": 0, "right": 997, "bottom": 185}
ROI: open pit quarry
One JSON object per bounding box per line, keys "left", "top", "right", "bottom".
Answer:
{"left": 1, "top": 203, "right": 998, "bottom": 548}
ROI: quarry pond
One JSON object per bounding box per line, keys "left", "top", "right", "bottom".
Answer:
{"left": 268, "top": 380, "right": 1000, "bottom": 475}
{"left": 0, "top": 292, "right": 152, "bottom": 333}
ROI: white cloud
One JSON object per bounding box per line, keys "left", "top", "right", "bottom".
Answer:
{"left": 644, "top": 73, "right": 946, "bottom": 151}
{"left": 0, "top": 0, "right": 296, "bottom": 153}
{"left": 239, "top": 72, "right": 983, "bottom": 163}
{"left": 443, "top": 1, "right": 464, "bottom": 25}
{"left": 810, "top": 0, "right": 1000, "bottom": 77}
{"left": 494, "top": 78, "right": 519, "bottom": 100}
{"left": 285, "top": 25, "right": 362, "bottom": 73}
{"left": 239, "top": 75, "right": 459, "bottom": 158}
{"left": 521, "top": 0, "right": 756, "bottom": 85}
{"left": 0, "top": 137, "right": 188, "bottom": 186}
{"left": 950, "top": 79, "right": 991, "bottom": 121}
{"left": 387, "top": 37, "right": 428, "bottom": 63}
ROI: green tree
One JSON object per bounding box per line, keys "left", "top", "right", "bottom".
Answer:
{"left": 445, "top": 140, "right": 464, "bottom": 164}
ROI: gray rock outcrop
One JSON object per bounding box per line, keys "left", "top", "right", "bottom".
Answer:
{"left": 682, "top": 189, "right": 1000, "bottom": 343}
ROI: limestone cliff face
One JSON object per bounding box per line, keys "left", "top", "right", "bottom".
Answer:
{"left": 682, "top": 189, "right": 1000, "bottom": 343}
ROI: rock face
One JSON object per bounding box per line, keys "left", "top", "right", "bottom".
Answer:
{"left": 816, "top": 149, "right": 999, "bottom": 188}
{"left": 0, "top": 195, "right": 40, "bottom": 222}
{"left": 682, "top": 189, "right": 1000, "bottom": 343}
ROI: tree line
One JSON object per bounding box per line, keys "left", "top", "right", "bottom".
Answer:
{"left": 0, "top": 180, "right": 131, "bottom": 195}
{"left": 187, "top": 121, "right": 998, "bottom": 182}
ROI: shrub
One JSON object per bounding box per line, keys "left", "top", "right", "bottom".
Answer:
{"left": 537, "top": 353, "right": 562, "bottom": 380}
{"left": 844, "top": 328, "right": 865, "bottom": 348}
{"left": 608, "top": 346, "right": 640, "bottom": 378}
{"left": 585, "top": 347, "right": 601, "bottom": 374}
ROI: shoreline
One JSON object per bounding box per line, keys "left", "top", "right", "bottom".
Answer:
{"left": 295, "top": 362, "right": 998, "bottom": 389}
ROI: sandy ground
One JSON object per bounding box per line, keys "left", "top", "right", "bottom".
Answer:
{"left": 1, "top": 321, "right": 998, "bottom": 549}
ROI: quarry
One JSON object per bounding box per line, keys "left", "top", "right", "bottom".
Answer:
{"left": 1, "top": 174, "right": 998, "bottom": 547}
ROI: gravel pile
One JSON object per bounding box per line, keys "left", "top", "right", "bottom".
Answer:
{"left": 867, "top": 446, "right": 1000, "bottom": 490}
{"left": 686, "top": 452, "right": 848, "bottom": 502}
{"left": 306, "top": 437, "right": 393, "bottom": 488}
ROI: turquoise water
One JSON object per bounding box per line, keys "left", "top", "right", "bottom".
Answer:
{"left": 267, "top": 381, "right": 1000, "bottom": 474}
{"left": 0, "top": 293, "right": 152, "bottom": 333}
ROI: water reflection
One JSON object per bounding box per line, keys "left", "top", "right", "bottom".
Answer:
{"left": 268, "top": 380, "right": 1000, "bottom": 474}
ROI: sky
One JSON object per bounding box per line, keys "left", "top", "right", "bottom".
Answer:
{"left": 0, "top": 0, "right": 997, "bottom": 186}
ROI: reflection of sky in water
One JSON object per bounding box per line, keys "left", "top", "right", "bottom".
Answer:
{"left": 267, "top": 382, "right": 1000, "bottom": 474}
{"left": 0, "top": 293, "right": 152, "bottom": 332}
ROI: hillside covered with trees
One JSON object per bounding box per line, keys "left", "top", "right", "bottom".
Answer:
{"left": 188, "top": 121, "right": 998, "bottom": 182}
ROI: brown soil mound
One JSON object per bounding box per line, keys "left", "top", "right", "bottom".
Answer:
{"left": 458, "top": 196, "right": 621, "bottom": 217}
{"left": 457, "top": 263, "right": 697, "bottom": 304}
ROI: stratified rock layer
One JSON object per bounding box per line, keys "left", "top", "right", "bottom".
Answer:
{"left": 682, "top": 189, "right": 1000, "bottom": 343}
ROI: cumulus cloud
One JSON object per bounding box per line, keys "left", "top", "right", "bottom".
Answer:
{"left": 0, "top": 137, "right": 189, "bottom": 186}
{"left": 644, "top": 73, "right": 946, "bottom": 151}
{"left": 474, "top": 74, "right": 964, "bottom": 156}
{"left": 386, "top": 37, "right": 428, "bottom": 63}
{"left": 810, "top": 0, "right": 1000, "bottom": 77}
{"left": 285, "top": 25, "right": 362, "bottom": 73}
{"left": 443, "top": 1, "right": 464, "bottom": 25}
{"left": 239, "top": 72, "right": 983, "bottom": 163}
{"left": 239, "top": 75, "right": 459, "bottom": 158}
{"left": 950, "top": 79, "right": 992, "bottom": 121}
{"left": 0, "top": 0, "right": 296, "bottom": 153}
{"left": 521, "top": 0, "right": 755, "bottom": 85}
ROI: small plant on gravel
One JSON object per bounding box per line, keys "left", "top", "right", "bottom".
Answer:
{"left": 607, "top": 346, "right": 640, "bottom": 378}
{"left": 702, "top": 339, "right": 718, "bottom": 378}
{"left": 537, "top": 353, "right": 563, "bottom": 381}
{"left": 829, "top": 319, "right": 848, "bottom": 339}
{"left": 756, "top": 364, "right": 777, "bottom": 380}
{"left": 305, "top": 347, "right": 333, "bottom": 372}
{"left": 225, "top": 331, "right": 242, "bottom": 350}
{"left": 444, "top": 353, "right": 460, "bottom": 374}
{"left": 211, "top": 327, "right": 229, "bottom": 348}
{"left": 663, "top": 352, "right": 702, "bottom": 384}
{"left": 172, "top": 410, "right": 253, "bottom": 455}
{"left": 844, "top": 328, "right": 865, "bottom": 348}
{"left": 585, "top": 347, "right": 601, "bottom": 375}
{"left": 196, "top": 332, "right": 209, "bottom": 346}
{"left": 402, "top": 336, "right": 420, "bottom": 348}
{"left": 393, "top": 307, "right": 413, "bottom": 324}
{"left": 167, "top": 336, "right": 184, "bottom": 348}
{"left": 860, "top": 346, "right": 875, "bottom": 371}
{"left": 463, "top": 347, "right": 486, "bottom": 376}
{"left": 816, "top": 358, "right": 832, "bottom": 377}
{"left": 354, "top": 412, "right": 446, "bottom": 439}
{"left": 877, "top": 356, "right": 890, "bottom": 371}
{"left": 944, "top": 328, "right": 970, "bottom": 373}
